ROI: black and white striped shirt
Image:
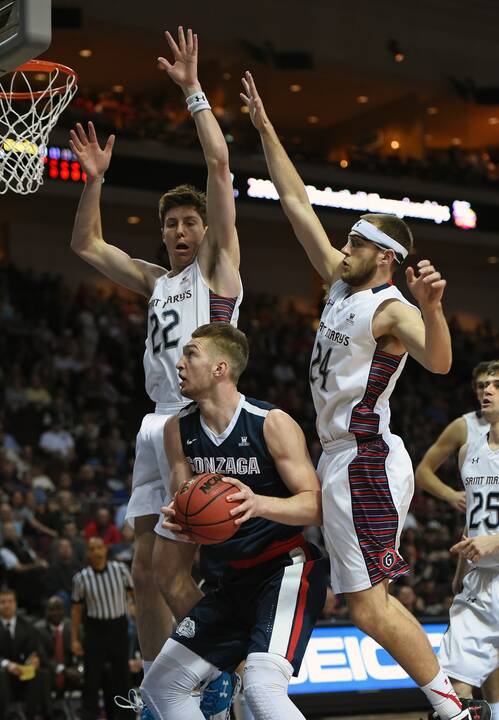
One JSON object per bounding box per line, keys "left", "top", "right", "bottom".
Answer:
{"left": 72, "top": 561, "right": 133, "bottom": 620}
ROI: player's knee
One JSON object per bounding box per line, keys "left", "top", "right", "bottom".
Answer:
{"left": 132, "top": 553, "right": 153, "bottom": 594}
{"left": 243, "top": 652, "right": 292, "bottom": 716}
{"left": 347, "top": 595, "right": 381, "bottom": 634}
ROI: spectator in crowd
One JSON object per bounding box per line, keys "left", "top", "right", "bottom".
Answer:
{"left": 83, "top": 506, "right": 121, "bottom": 547}
{"left": 0, "top": 523, "right": 48, "bottom": 613}
{"left": 45, "top": 538, "right": 82, "bottom": 610}
{"left": 0, "top": 588, "right": 52, "bottom": 720}
{"left": 35, "top": 596, "right": 83, "bottom": 698}
{"left": 39, "top": 421, "right": 75, "bottom": 460}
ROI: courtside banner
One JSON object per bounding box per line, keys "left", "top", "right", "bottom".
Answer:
{"left": 289, "top": 623, "right": 446, "bottom": 695}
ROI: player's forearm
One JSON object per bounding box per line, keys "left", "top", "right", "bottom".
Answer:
{"left": 420, "top": 304, "right": 452, "bottom": 374}
{"left": 257, "top": 490, "right": 322, "bottom": 526}
{"left": 71, "top": 177, "right": 105, "bottom": 255}
{"left": 259, "top": 121, "right": 311, "bottom": 209}
{"left": 415, "top": 463, "right": 456, "bottom": 503}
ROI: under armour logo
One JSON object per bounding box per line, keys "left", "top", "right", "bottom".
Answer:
{"left": 220, "top": 679, "right": 229, "bottom": 698}
{"left": 195, "top": 94, "right": 203, "bottom": 102}
{"left": 471, "top": 457, "right": 479, "bottom": 464}
{"left": 239, "top": 436, "right": 250, "bottom": 447}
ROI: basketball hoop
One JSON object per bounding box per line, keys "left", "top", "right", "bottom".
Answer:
{"left": 0, "top": 59, "right": 78, "bottom": 194}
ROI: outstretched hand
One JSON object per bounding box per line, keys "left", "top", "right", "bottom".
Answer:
{"left": 406, "top": 259, "right": 447, "bottom": 310}
{"left": 240, "top": 71, "right": 269, "bottom": 132}
{"left": 69, "top": 122, "right": 115, "bottom": 180}
{"left": 158, "top": 26, "right": 200, "bottom": 93}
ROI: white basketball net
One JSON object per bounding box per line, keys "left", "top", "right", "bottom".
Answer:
{"left": 0, "top": 65, "right": 77, "bottom": 194}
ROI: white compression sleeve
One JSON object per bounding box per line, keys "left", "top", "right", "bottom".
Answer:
{"left": 243, "top": 652, "right": 305, "bottom": 720}
{"left": 141, "top": 638, "right": 217, "bottom": 720}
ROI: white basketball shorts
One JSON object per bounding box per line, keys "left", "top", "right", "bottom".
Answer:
{"left": 319, "top": 433, "right": 414, "bottom": 594}
{"left": 439, "top": 566, "right": 499, "bottom": 687}
{"left": 125, "top": 412, "right": 176, "bottom": 537}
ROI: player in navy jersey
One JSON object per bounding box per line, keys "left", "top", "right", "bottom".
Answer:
{"left": 140, "top": 323, "right": 328, "bottom": 720}
{"left": 240, "top": 74, "right": 482, "bottom": 720}
{"left": 70, "top": 27, "right": 241, "bottom": 719}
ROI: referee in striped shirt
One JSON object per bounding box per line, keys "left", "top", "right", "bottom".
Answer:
{"left": 71, "top": 537, "right": 133, "bottom": 720}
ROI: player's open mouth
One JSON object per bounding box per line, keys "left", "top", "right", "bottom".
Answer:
{"left": 175, "top": 242, "right": 189, "bottom": 251}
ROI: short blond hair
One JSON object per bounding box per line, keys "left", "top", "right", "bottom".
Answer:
{"left": 192, "top": 323, "right": 249, "bottom": 383}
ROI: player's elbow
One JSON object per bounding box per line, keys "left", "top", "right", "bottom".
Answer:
{"left": 309, "top": 491, "right": 323, "bottom": 526}
{"left": 206, "top": 148, "right": 230, "bottom": 172}
{"left": 425, "top": 354, "right": 451, "bottom": 375}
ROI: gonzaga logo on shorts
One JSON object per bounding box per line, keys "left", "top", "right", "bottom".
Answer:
{"left": 176, "top": 617, "right": 196, "bottom": 639}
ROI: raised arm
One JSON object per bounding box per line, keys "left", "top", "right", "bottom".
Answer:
{"left": 415, "top": 417, "right": 467, "bottom": 511}
{"left": 241, "top": 71, "right": 344, "bottom": 283}
{"left": 158, "top": 27, "right": 240, "bottom": 296}
{"left": 375, "top": 259, "right": 452, "bottom": 374}
{"left": 226, "top": 409, "right": 322, "bottom": 527}
{"left": 69, "top": 122, "right": 166, "bottom": 297}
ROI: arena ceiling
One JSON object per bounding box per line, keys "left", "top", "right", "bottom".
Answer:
{"left": 39, "top": 1, "right": 499, "bottom": 152}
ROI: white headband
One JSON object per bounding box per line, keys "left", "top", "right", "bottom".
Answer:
{"left": 350, "top": 219, "right": 409, "bottom": 261}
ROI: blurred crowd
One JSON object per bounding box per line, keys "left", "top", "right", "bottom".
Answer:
{"left": 64, "top": 89, "right": 499, "bottom": 188}
{"left": 0, "top": 263, "right": 498, "bottom": 714}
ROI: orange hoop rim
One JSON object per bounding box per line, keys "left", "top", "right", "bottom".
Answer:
{"left": 0, "top": 59, "right": 78, "bottom": 100}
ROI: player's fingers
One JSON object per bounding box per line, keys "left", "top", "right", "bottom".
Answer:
{"left": 178, "top": 25, "right": 187, "bottom": 52}
{"left": 158, "top": 57, "right": 174, "bottom": 73}
{"left": 450, "top": 540, "right": 466, "bottom": 553}
{"left": 240, "top": 92, "right": 250, "bottom": 105}
{"left": 222, "top": 476, "right": 243, "bottom": 488}
{"left": 164, "top": 31, "right": 180, "bottom": 58}
{"left": 431, "top": 279, "right": 446, "bottom": 289}
{"left": 186, "top": 28, "right": 193, "bottom": 54}
{"left": 105, "top": 134, "right": 115, "bottom": 153}
{"left": 229, "top": 502, "right": 247, "bottom": 516}
{"left": 246, "top": 70, "right": 258, "bottom": 95}
{"left": 241, "top": 76, "right": 251, "bottom": 95}
{"left": 160, "top": 504, "right": 175, "bottom": 516}
{"left": 405, "top": 266, "right": 415, "bottom": 283}
{"left": 418, "top": 264, "right": 436, "bottom": 276}
{"left": 87, "top": 121, "right": 99, "bottom": 144}
{"left": 75, "top": 123, "right": 88, "bottom": 145}
{"left": 226, "top": 491, "right": 246, "bottom": 503}
{"left": 422, "top": 272, "right": 441, "bottom": 284}
{"left": 234, "top": 511, "right": 252, "bottom": 526}
{"left": 193, "top": 33, "right": 198, "bottom": 56}
{"left": 417, "top": 259, "right": 431, "bottom": 268}
{"left": 68, "top": 134, "right": 83, "bottom": 154}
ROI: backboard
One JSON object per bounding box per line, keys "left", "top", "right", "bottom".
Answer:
{"left": 0, "top": 0, "right": 51, "bottom": 77}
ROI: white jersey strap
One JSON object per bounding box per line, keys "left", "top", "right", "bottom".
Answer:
{"left": 350, "top": 219, "right": 409, "bottom": 261}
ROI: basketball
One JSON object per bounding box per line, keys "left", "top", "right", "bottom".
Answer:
{"left": 173, "top": 473, "right": 243, "bottom": 544}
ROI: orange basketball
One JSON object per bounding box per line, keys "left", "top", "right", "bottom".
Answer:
{"left": 173, "top": 473, "right": 243, "bottom": 544}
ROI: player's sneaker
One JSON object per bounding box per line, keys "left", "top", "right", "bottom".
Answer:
{"left": 200, "top": 671, "right": 242, "bottom": 720}
{"left": 114, "top": 688, "right": 155, "bottom": 719}
{"left": 427, "top": 699, "right": 491, "bottom": 720}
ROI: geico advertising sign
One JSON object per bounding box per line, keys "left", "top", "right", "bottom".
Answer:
{"left": 289, "top": 624, "right": 446, "bottom": 694}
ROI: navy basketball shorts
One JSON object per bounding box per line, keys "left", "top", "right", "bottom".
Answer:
{"left": 172, "top": 536, "right": 328, "bottom": 675}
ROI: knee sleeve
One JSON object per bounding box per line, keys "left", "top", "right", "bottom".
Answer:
{"left": 141, "top": 638, "right": 216, "bottom": 720}
{"left": 243, "top": 653, "right": 305, "bottom": 720}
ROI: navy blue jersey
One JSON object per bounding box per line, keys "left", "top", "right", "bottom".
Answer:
{"left": 178, "top": 394, "right": 303, "bottom": 573}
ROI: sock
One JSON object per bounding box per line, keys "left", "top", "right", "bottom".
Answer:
{"left": 143, "top": 660, "right": 153, "bottom": 676}
{"left": 420, "top": 669, "right": 462, "bottom": 719}
{"left": 489, "top": 701, "right": 499, "bottom": 720}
